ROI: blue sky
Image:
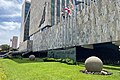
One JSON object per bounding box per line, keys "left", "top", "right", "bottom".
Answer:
{"left": 0, "top": 0, "right": 30, "bottom": 46}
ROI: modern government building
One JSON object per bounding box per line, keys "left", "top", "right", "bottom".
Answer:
{"left": 19, "top": 0, "right": 120, "bottom": 62}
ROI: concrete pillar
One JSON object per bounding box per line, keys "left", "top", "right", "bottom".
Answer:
{"left": 54, "top": 0, "right": 57, "bottom": 25}
{"left": 60, "top": 0, "right": 62, "bottom": 22}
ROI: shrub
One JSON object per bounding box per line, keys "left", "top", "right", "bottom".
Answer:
{"left": 7, "top": 55, "right": 13, "bottom": 59}
{"left": 55, "top": 59, "right": 62, "bottom": 62}
{"left": 43, "top": 58, "right": 55, "bottom": 62}
{"left": 61, "top": 59, "right": 66, "bottom": 63}
{"left": 43, "top": 58, "right": 75, "bottom": 65}
{"left": 3, "top": 54, "right": 13, "bottom": 59}
{"left": 65, "top": 58, "right": 75, "bottom": 65}
{"left": 65, "top": 58, "right": 71, "bottom": 63}
{"left": 67, "top": 59, "right": 75, "bottom": 65}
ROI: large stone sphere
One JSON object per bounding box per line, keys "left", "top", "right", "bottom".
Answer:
{"left": 85, "top": 56, "right": 103, "bottom": 72}
{"left": 29, "top": 55, "right": 35, "bottom": 61}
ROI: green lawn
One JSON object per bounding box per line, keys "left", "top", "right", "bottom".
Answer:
{"left": 0, "top": 58, "right": 120, "bottom": 80}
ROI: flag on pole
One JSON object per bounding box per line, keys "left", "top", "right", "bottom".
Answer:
{"left": 61, "top": 0, "right": 75, "bottom": 18}
{"left": 64, "top": 7, "right": 72, "bottom": 16}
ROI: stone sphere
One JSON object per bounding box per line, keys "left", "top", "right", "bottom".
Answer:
{"left": 85, "top": 56, "right": 103, "bottom": 72}
{"left": 29, "top": 55, "right": 35, "bottom": 61}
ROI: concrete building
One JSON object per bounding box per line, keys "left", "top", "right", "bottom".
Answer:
{"left": 19, "top": 40, "right": 33, "bottom": 52}
{"left": 12, "top": 36, "right": 18, "bottom": 49}
{"left": 27, "top": 0, "right": 120, "bottom": 62}
{"left": 20, "top": 0, "right": 31, "bottom": 43}
{"left": 19, "top": 0, "right": 32, "bottom": 52}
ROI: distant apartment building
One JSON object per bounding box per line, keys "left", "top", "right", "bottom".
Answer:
{"left": 12, "top": 36, "right": 18, "bottom": 49}
{"left": 20, "top": 0, "right": 31, "bottom": 43}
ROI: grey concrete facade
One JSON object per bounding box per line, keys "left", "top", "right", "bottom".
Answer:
{"left": 19, "top": 1, "right": 31, "bottom": 52}
{"left": 30, "top": 0, "right": 120, "bottom": 52}
{"left": 48, "top": 47, "right": 76, "bottom": 62}
{"left": 19, "top": 40, "right": 33, "bottom": 52}
{"left": 29, "top": 0, "right": 51, "bottom": 36}
{"left": 20, "top": 1, "right": 30, "bottom": 43}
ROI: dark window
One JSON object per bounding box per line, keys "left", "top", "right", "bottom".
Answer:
{"left": 57, "top": 0, "right": 60, "bottom": 23}
{"left": 25, "top": 3, "right": 30, "bottom": 8}
{"left": 23, "top": 2, "right": 30, "bottom": 41}
{"left": 24, "top": 2, "right": 30, "bottom": 22}
{"left": 62, "top": 0, "right": 65, "bottom": 9}
{"left": 51, "top": 0, "right": 55, "bottom": 26}
{"left": 66, "top": 0, "right": 69, "bottom": 7}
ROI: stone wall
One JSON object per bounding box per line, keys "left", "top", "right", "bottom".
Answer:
{"left": 19, "top": 40, "right": 33, "bottom": 52}
{"left": 30, "top": 0, "right": 120, "bottom": 52}
{"left": 48, "top": 47, "right": 76, "bottom": 62}
{"left": 29, "top": 0, "right": 51, "bottom": 36}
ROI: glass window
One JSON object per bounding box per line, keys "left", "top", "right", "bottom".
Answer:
{"left": 51, "top": 0, "right": 55, "bottom": 26}
{"left": 25, "top": 3, "right": 30, "bottom": 8}
{"left": 66, "top": 0, "right": 69, "bottom": 7}
{"left": 62, "top": 0, "right": 65, "bottom": 9}
{"left": 57, "top": 0, "right": 60, "bottom": 23}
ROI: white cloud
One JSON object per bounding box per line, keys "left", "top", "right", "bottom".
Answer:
{"left": 0, "top": 0, "right": 21, "bottom": 8}
{"left": 0, "top": 0, "right": 22, "bottom": 45}
{"left": 27, "top": 0, "right": 31, "bottom": 2}
{"left": 0, "top": 0, "right": 22, "bottom": 18}
{"left": 26, "top": 0, "right": 31, "bottom": 2}
{"left": 0, "top": 22, "right": 21, "bottom": 31}
{"left": 0, "top": 13, "right": 21, "bottom": 18}
{"left": 0, "top": 32, "right": 4, "bottom": 36}
{"left": 0, "top": 29, "right": 20, "bottom": 46}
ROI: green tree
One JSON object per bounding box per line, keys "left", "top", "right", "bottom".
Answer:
{"left": 0, "top": 44, "right": 10, "bottom": 52}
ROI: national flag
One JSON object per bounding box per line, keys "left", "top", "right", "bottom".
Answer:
{"left": 64, "top": 7, "right": 72, "bottom": 16}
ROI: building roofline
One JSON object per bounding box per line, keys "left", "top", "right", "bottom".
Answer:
{"left": 25, "top": 0, "right": 31, "bottom": 3}
{"left": 22, "top": 0, "right": 31, "bottom": 6}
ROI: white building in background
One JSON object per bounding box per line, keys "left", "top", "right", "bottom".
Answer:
{"left": 12, "top": 36, "right": 18, "bottom": 49}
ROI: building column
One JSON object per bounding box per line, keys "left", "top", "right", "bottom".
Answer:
{"left": 60, "top": 0, "right": 62, "bottom": 22}
{"left": 54, "top": 0, "right": 57, "bottom": 25}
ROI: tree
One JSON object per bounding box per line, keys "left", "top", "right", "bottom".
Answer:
{"left": 0, "top": 44, "right": 10, "bottom": 52}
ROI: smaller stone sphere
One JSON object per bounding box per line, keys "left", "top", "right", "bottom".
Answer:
{"left": 29, "top": 55, "right": 35, "bottom": 61}
{"left": 85, "top": 56, "right": 103, "bottom": 72}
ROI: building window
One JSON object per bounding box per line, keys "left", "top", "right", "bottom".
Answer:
{"left": 51, "top": 0, "right": 55, "bottom": 26}
{"left": 62, "top": 0, "right": 65, "bottom": 9}
{"left": 66, "top": 0, "right": 69, "bottom": 7}
{"left": 24, "top": 3, "right": 30, "bottom": 22}
{"left": 57, "top": 0, "right": 60, "bottom": 23}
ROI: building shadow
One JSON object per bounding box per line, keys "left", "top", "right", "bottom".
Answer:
{"left": 11, "top": 58, "right": 44, "bottom": 64}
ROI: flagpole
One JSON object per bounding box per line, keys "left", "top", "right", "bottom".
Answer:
{"left": 70, "top": 0, "right": 73, "bottom": 46}
{"left": 72, "top": 0, "right": 77, "bottom": 46}
{"left": 64, "top": 0, "right": 67, "bottom": 47}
